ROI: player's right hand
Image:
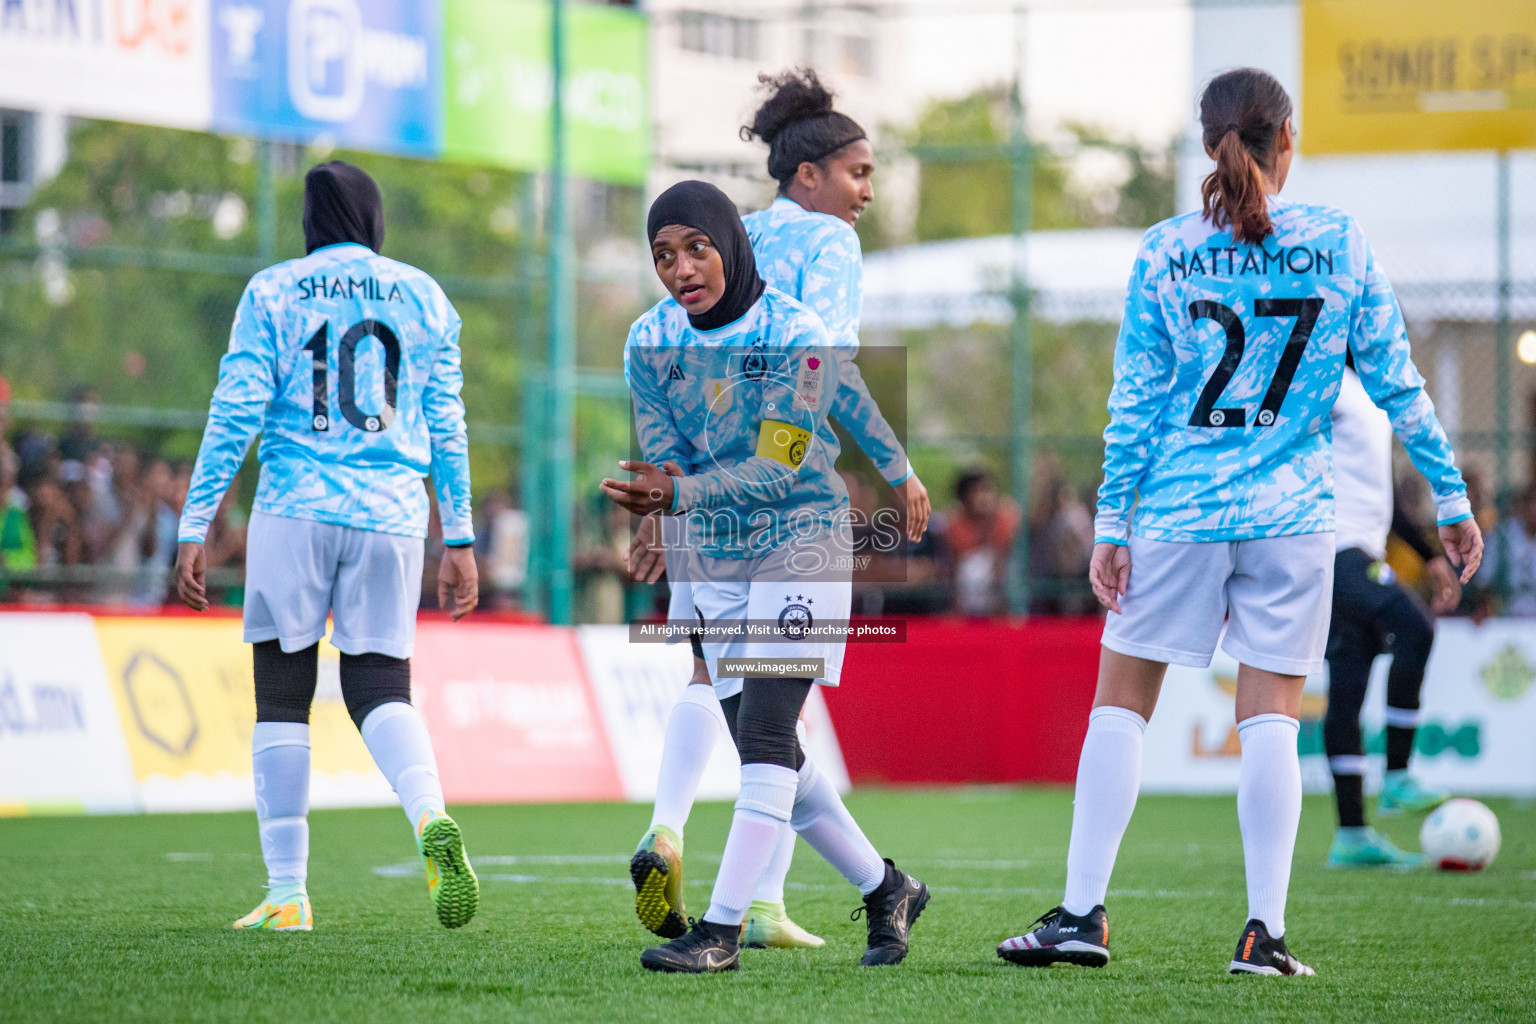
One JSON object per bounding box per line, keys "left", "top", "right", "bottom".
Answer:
{"left": 438, "top": 545, "right": 480, "bottom": 621}
{"left": 628, "top": 513, "right": 667, "bottom": 584}
{"left": 175, "top": 541, "right": 208, "bottom": 612}
{"left": 1438, "top": 517, "right": 1484, "bottom": 585}
{"left": 1088, "top": 541, "right": 1131, "bottom": 614}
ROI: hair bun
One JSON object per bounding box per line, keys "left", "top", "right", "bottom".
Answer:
{"left": 742, "top": 67, "right": 836, "bottom": 145}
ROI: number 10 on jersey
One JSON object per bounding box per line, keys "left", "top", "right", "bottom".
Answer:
{"left": 304, "top": 319, "right": 402, "bottom": 433}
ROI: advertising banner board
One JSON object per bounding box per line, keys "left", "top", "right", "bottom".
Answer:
{"left": 576, "top": 625, "right": 850, "bottom": 803}
{"left": 210, "top": 0, "right": 442, "bottom": 157}
{"left": 441, "top": 0, "right": 649, "bottom": 184}
{"left": 1141, "top": 620, "right": 1536, "bottom": 795}
{"left": 1303, "top": 0, "right": 1536, "bottom": 154}
{"left": 0, "top": 614, "right": 138, "bottom": 815}
{"left": 412, "top": 622, "right": 625, "bottom": 804}
{"left": 93, "top": 617, "right": 393, "bottom": 812}
{"left": 0, "top": 0, "right": 213, "bottom": 129}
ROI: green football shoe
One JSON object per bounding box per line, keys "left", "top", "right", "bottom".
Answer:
{"left": 1327, "top": 827, "right": 1424, "bottom": 868}
{"left": 1377, "top": 772, "right": 1450, "bottom": 817}
{"left": 417, "top": 811, "right": 479, "bottom": 929}
{"left": 631, "top": 825, "right": 687, "bottom": 939}
{"left": 742, "top": 899, "right": 825, "bottom": 949}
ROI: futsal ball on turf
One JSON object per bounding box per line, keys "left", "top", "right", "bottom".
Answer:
{"left": 1419, "top": 798, "right": 1501, "bottom": 871}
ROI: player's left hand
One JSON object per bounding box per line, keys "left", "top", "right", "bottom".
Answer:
{"left": 175, "top": 542, "right": 208, "bottom": 611}
{"left": 1425, "top": 555, "right": 1463, "bottom": 614}
{"left": 600, "top": 460, "right": 676, "bottom": 516}
{"left": 1438, "top": 517, "right": 1484, "bottom": 585}
{"left": 438, "top": 545, "right": 479, "bottom": 621}
{"left": 900, "top": 473, "right": 931, "bottom": 542}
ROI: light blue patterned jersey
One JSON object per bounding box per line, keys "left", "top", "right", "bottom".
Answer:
{"left": 744, "top": 198, "right": 910, "bottom": 486}
{"left": 179, "top": 242, "right": 473, "bottom": 545}
{"left": 1096, "top": 198, "right": 1469, "bottom": 545}
{"left": 624, "top": 289, "right": 852, "bottom": 559}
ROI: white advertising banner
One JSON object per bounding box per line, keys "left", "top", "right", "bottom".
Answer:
{"left": 576, "top": 625, "right": 850, "bottom": 803}
{"left": 1142, "top": 620, "right": 1536, "bottom": 796}
{"left": 0, "top": 0, "right": 213, "bottom": 129}
{"left": 0, "top": 613, "right": 138, "bottom": 814}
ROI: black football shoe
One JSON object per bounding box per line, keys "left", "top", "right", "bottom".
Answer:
{"left": 639, "top": 918, "right": 741, "bottom": 974}
{"left": 853, "top": 859, "right": 930, "bottom": 966}
{"left": 1228, "top": 919, "right": 1315, "bottom": 976}
{"left": 996, "top": 905, "right": 1110, "bottom": 967}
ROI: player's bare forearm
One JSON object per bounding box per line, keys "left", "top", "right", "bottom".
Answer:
{"left": 901, "top": 474, "right": 931, "bottom": 542}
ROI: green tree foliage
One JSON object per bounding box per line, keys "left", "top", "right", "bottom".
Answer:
{"left": 890, "top": 86, "right": 1175, "bottom": 245}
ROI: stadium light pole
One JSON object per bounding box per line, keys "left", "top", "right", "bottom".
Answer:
{"left": 546, "top": 0, "right": 577, "bottom": 625}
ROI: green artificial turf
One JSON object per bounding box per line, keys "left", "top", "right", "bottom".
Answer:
{"left": 1, "top": 790, "right": 1532, "bottom": 1023}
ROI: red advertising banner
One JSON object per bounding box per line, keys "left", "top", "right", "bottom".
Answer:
{"left": 825, "top": 617, "right": 1103, "bottom": 785}
{"left": 412, "top": 622, "right": 624, "bottom": 803}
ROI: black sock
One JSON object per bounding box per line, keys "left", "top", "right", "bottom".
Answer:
{"left": 1332, "top": 773, "right": 1365, "bottom": 828}
{"left": 1385, "top": 726, "right": 1415, "bottom": 773}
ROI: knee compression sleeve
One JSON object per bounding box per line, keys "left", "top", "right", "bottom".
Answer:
{"left": 253, "top": 640, "right": 319, "bottom": 724}
{"left": 733, "top": 678, "right": 812, "bottom": 769}
{"left": 340, "top": 653, "right": 413, "bottom": 729}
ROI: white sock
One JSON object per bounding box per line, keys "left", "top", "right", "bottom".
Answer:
{"left": 704, "top": 762, "right": 797, "bottom": 927}
{"left": 649, "top": 684, "right": 720, "bottom": 836}
{"left": 252, "top": 722, "right": 310, "bottom": 900}
{"left": 1237, "top": 713, "right": 1301, "bottom": 938}
{"left": 359, "top": 702, "right": 446, "bottom": 827}
{"left": 753, "top": 823, "right": 797, "bottom": 905}
{"left": 790, "top": 757, "right": 886, "bottom": 895}
{"left": 1062, "top": 705, "right": 1147, "bottom": 916}
{"left": 752, "top": 720, "right": 809, "bottom": 905}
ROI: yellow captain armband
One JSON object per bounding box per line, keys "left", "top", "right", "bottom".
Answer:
{"left": 756, "top": 419, "right": 813, "bottom": 469}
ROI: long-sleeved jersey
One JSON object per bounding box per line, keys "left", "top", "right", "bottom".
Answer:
{"left": 178, "top": 242, "right": 473, "bottom": 545}
{"left": 624, "top": 289, "right": 851, "bottom": 559}
{"left": 744, "top": 198, "right": 911, "bottom": 486}
{"left": 1094, "top": 198, "right": 1470, "bottom": 545}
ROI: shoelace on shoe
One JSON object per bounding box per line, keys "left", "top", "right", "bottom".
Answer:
{"left": 1027, "top": 907, "right": 1063, "bottom": 931}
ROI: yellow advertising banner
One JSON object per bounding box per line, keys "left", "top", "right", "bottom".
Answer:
{"left": 1302, "top": 0, "right": 1536, "bottom": 154}
{"left": 94, "top": 618, "right": 386, "bottom": 811}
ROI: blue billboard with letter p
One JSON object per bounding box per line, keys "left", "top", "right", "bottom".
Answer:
{"left": 211, "top": 0, "right": 441, "bottom": 157}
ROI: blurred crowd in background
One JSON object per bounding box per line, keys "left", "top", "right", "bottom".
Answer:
{"left": 6, "top": 373, "right": 1535, "bottom": 621}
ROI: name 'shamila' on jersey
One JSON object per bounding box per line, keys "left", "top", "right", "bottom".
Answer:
{"left": 296, "top": 275, "right": 405, "bottom": 302}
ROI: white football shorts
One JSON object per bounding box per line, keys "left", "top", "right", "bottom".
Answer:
{"left": 243, "top": 510, "right": 425, "bottom": 659}
{"left": 664, "top": 524, "right": 854, "bottom": 700}
{"left": 1100, "top": 532, "right": 1335, "bottom": 676}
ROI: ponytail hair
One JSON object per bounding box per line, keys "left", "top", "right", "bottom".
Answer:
{"left": 1198, "top": 68, "right": 1292, "bottom": 245}
{"left": 740, "top": 68, "right": 867, "bottom": 191}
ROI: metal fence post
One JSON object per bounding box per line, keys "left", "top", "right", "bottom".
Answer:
{"left": 546, "top": 0, "right": 577, "bottom": 625}
{"left": 1495, "top": 150, "right": 1512, "bottom": 600}
{"left": 1007, "top": 10, "right": 1033, "bottom": 616}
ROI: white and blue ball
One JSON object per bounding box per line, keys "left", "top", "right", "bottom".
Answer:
{"left": 1419, "top": 798, "right": 1501, "bottom": 872}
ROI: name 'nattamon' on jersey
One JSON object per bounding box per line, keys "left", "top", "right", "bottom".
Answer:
{"left": 1095, "top": 197, "right": 1469, "bottom": 545}
{"left": 178, "top": 242, "right": 473, "bottom": 545}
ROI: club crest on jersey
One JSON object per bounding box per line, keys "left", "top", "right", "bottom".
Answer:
{"left": 778, "top": 595, "right": 814, "bottom": 640}
{"left": 793, "top": 355, "right": 825, "bottom": 411}
{"left": 741, "top": 344, "right": 769, "bottom": 381}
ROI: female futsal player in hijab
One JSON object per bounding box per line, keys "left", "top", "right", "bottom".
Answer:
{"left": 627, "top": 70, "right": 930, "bottom": 954}
{"left": 603, "top": 180, "right": 929, "bottom": 973}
